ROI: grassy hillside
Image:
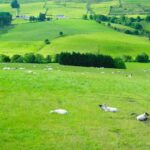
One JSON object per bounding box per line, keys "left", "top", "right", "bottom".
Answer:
{"left": 0, "top": 63, "right": 150, "bottom": 150}
{"left": 0, "top": 19, "right": 150, "bottom": 57}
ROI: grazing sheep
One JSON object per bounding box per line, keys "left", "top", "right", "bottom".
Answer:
{"left": 99, "top": 104, "right": 118, "bottom": 112}
{"left": 3, "top": 67, "right": 17, "bottom": 70}
{"left": 136, "top": 112, "right": 149, "bottom": 121}
{"left": 26, "top": 70, "right": 34, "bottom": 74}
{"left": 126, "top": 73, "right": 132, "bottom": 78}
{"left": 47, "top": 67, "right": 53, "bottom": 71}
{"left": 19, "top": 67, "right": 25, "bottom": 70}
{"left": 50, "top": 109, "right": 68, "bottom": 115}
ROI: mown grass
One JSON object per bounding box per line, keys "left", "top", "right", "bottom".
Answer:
{"left": 0, "top": 62, "right": 150, "bottom": 150}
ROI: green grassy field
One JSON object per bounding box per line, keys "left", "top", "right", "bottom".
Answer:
{"left": 0, "top": 1, "right": 150, "bottom": 150}
{"left": 0, "top": 19, "right": 150, "bottom": 57}
{"left": 0, "top": 62, "right": 150, "bottom": 150}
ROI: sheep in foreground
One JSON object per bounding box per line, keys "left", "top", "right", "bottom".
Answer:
{"left": 50, "top": 109, "right": 68, "bottom": 115}
{"left": 136, "top": 113, "right": 149, "bottom": 121}
{"left": 99, "top": 104, "right": 118, "bottom": 112}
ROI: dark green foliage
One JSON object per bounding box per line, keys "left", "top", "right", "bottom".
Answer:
{"left": 45, "top": 55, "right": 51, "bottom": 63}
{"left": 11, "top": 54, "right": 24, "bottom": 63}
{"left": 114, "top": 58, "right": 126, "bottom": 69}
{"left": 136, "top": 53, "right": 149, "bottom": 63}
{"left": 0, "top": 12, "right": 12, "bottom": 26}
{"left": 29, "top": 16, "right": 38, "bottom": 22}
{"left": 34, "top": 54, "right": 45, "bottom": 63}
{"left": 0, "top": 54, "right": 10, "bottom": 63}
{"left": 23, "top": 53, "right": 36, "bottom": 63}
{"left": 44, "top": 39, "right": 50, "bottom": 44}
{"left": 122, "top": 55, "right": 133, "bottom": 62}
{"left": 82, "top": 14, "right": 88, "bottom": 20}
{"left": 55, "top": 52, "right": 116, "bottom": 68}
{"left": 145, "top": 15, "right": 150, "bottom": 22}
{"left": 38, "top": 13, "right": 46, "bottom": 21}
{"left": 11, "top": 0, "right": 20, "bottom": 9}
{"left": 59, "top": 31, "right": 64, "bottom": 36}
{"left": 0, "top": 53, "right": 52, "bottom": 64}
{"left": 133, "top": 23, "right": 143, "bottom": 30}
{"left": 124, "top": 30, "right": 132, "bottom": 34}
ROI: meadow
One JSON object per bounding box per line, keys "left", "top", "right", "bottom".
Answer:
{"left": 0, "top": 1, "right": 150, "bottom": 149}
{"left": 0, "top": 62, "right": 150, "bottom": 150}
{"left": 0, "top": 19, "right": 150, "bottom": 57}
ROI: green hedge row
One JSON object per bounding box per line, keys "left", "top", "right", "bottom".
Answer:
{"left": 0, "top": 52, "right": 149, "bottom": 68}
{"left": 0, "top": 53, "right": 51, "bottom": 63}
{"left": 55, "top": 52, "right": 126, "bottom": 69}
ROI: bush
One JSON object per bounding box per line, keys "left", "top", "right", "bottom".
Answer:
{"left": 122, "top": 55, "right": 133, "bottom": 62}
{"left": 145, "top": 15, "right": 150, "bottom": 22}
{"left": 114, "top": 58, "right": 126, "bottom": 69}
{"left": 0, "top": 54, "right": 10, "bottom": 63}
{"left": 11, "top": 54, "right": 23, "bottom": 63}
{"left": 35, "top": 54, "right": 45, "bottom": 63}
{"left": 23, "top": 53, "right": 36, "bottom": 63}
{"left": 82, "top": 14, "right": 88, "bottom": 20}
{"left": 59, "top": 31, "right": 64, "bottom": 36}
{"left": 135, "top": 53, "right": 149, "bottom": 63}
{"left": 44, "top": 39, "right": 50, "bottom": 45}
{"left": 45, "top": 55, "right": 51, "bottom": 63}
{"left": 124, "top": 30, "right": 132, "bottom": 34}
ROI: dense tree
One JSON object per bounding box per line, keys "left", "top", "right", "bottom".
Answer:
{"left": 38, "top": 13, "right": 46, "bottom": 21}
{"left": 0, "top": 12, "right": 12, "bottom": 26}
{"left": 11, "top": 0, "right": 20, "bottom": 16}
{"left": 136, "top": 53, "right": 149, "bottom": 63}
{"left": 55, "top": 52, "right": 118, "bottom": 68}
{"left": 0, "top": 54, "right": 10, "bottom": 62}
{"left": 145, "top": 15, "right": 150, "bottom": 22}
{"left": 11, "top": 54, "right": 23, "bottom": 63}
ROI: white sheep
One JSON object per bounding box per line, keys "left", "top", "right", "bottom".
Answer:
{"left": 136, "top": 112, "right": 149, "bottom": 121}
{"left": 99, "top": 104, "right": 118, "bottom": 112}
{"left": 50, "top": 109, "right": 68, "bottom": 115}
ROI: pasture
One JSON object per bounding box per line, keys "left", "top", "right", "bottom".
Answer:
{"left": 0, "top": 62, "right": 150, "bottom": 149}
{"left": 0, "top": 19, "right": 150, "bottom": 57}
{"left": 0, "top": 1, "right": 150, "bottom": 149}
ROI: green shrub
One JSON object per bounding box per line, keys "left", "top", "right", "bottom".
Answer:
{"left": 45, "top": 55, "right": 51, "bottom": 63}
{"left": 82, "top": 14, "right": 88, "bottom": 20}
{"left": 122, "top": 55, "right": 133, "bottom": 62}
{"left": 0, "top": 54, "right": 10, "bottom": 63}
{"left": 34, "top": 54, "right": 45, "bottom": 63}
{"left": 11, "top": 54, "right": 23, "bottom": 63}
{"left": 136, "top": 53, "right": 149, "bottom": 63}
{"left": 114, "top": 58, "right": 126, "bottom": 69}
{"left": 59, "top": 31, "right": 64, "bottom": 36}
{"left": 44, "top": 39, "right": 50, "bottom": 45}
{"left": 23, "top": 53, "right": 36, "bottom": 63}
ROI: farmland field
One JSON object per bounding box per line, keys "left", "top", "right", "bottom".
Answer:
{"left": 0, "top": 0, "right": 150, "bottom": 149}
{"left": 0, "top": 19, "right": 150, "bottom": 57}
{"left": 0, "top": 63, "right": 150, "bottom": 150}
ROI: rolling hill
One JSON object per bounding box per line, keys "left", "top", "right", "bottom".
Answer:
{"left": 0, "top": 19, "right": 150, "bottom": 57}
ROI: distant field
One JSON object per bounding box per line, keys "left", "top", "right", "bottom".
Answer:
{"left": 0, "top": 19, "right": 150, "bottom": 57}
{"left": 0, "top": 62, "right": 150, "bottom": 150}
{"left": 0, "top": 1, "right": 118, "bottom": 17}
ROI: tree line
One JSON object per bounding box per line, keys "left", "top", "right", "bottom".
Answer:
{"left": 83, "top": 14, "right": 150, "bottom": 37}
{"left": 0, "top": 52, "right": 149, "bottom": 67}
{"left": 56, "top": 52, "right": 126, "bottom": 69}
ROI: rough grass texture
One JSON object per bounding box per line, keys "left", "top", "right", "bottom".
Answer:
{"left": 0, "top": 63, "right": 150, "bottom": 150}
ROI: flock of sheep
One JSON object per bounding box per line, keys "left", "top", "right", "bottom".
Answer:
{"left": 1, "top": 66, "right": 149, "bottom": 122}
{"left": 50, "top": 104, "right": 149, "bottom": 122}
